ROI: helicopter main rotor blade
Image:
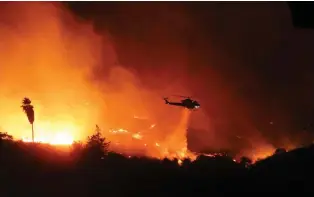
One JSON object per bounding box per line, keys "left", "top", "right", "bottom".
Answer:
{"left": 171, "top": 95, "right": 191, "bottom": 98}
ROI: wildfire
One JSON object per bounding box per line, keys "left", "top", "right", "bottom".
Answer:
{"left": 0, "top": 2, "right": 202, "bottom": 165}
{"left": 249, "top": 145, "right": 276, "bottom": 163}
{"left": 132, "top": 133, "right": 143, "bottom": 140}
{"left": 22, "top": 131, "right": 74, "bottom": 145}
{"left": 0, "top": 2, "right": 280, "bottom": 166}
{"left": 104, "top": 109, "right": 198, "bottom": 164}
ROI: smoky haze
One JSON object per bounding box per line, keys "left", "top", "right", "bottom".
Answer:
{"left": 0, "top": 2, "right": 108, "bottom": 141}
{"left": 1, "top": 2, "right": 314, "bottom": 159}
{"left": 69, "top": 2, "right": 310, "bottom": 154}
{"left": 0, "top": 2, "right": 196, "bottom": 158}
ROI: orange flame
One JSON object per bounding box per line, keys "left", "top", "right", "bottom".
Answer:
{"left": 0, "top": 3, "right": 281, "bottom": 164}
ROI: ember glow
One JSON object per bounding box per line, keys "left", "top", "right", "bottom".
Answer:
{"left": 105, "top": 109, "right": 197, "bottom": 162}
{"left": 22, "top": 132, "right": 74, "bottom": 145}
{"left": 0, "top": 2, "right": 282, "bottom": 163}
{"left": 0, "top": 3, "right": 104, "bottom": 144}
{"left": 0, "top": 2, "right": 197, "bottom": 162}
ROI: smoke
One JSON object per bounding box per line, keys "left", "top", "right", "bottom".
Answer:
{"left": 94, "top": 2, "right": 311, "bottom": 157}
{"left": 0, "top": 2, "right": 193, "bottom": 158}
{"left": 1, "top": 2, "right": 311, "bottom": 161}
{"left": 0, "top": 2, "right": 106, "bottom": 140}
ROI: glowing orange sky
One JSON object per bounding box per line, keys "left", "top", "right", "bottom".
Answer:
{"left": 0, "top": 3, "right": 107, "bottom": 142}
{"left": 0, "top": 2, "right": 304, "bottom": 161}
{"left": 0, "top": 2, "right": 196, "bottom": 157}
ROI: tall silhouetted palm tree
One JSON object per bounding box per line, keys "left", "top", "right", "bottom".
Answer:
{"left": 21, "top": 97, "right": 35, "bottom": 142}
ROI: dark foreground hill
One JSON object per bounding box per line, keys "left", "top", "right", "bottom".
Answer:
{"left": 0, "top": 132, "right": 314, "bottom": 197}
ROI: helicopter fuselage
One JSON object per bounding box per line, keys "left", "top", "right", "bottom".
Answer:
{"left": 165, "top": 98, "right": 200, "bottom": 110}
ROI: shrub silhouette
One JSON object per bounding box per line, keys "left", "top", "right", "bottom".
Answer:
{"left": 240, "top": 156, "right": 252, "bottom": 168}
{"left": 1, "top": 127, "right": 314, "bottom": 195}
{"left": 0, "top": 132, "right": 13, "bottom": 141}
{"left": 78, "top": 125, "right": 110, "bottom": 164}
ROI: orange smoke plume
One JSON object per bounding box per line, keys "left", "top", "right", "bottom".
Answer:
{"left": 0, "top": 2, "right": 195, "bottom": 160}
{"left": 0, "top": 2, "right": 296, "bottom": 163}
{"left": 0, "top": 2, "right": 106, "bottom": 144}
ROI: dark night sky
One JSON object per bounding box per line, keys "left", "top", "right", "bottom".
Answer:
{"left": 65, "top": 2, "right": 314, "bottom": 147}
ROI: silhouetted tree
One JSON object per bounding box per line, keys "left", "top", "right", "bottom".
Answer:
{"left": 21, "top": 97, "right": 35, "bottom": 142}
{"left": 84, "top": 125, "right": 110, "bottom": 161}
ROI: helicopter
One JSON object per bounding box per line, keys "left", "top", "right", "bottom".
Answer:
{"left": 163, "top": 95, "right": 200, "bottom": 110}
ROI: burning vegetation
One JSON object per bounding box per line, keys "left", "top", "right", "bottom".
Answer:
{"left": 0, "top": 2, "right": 202, "bottom": 163}
{"left": 0, "top": 2, "right": 306, "bottom": 164}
